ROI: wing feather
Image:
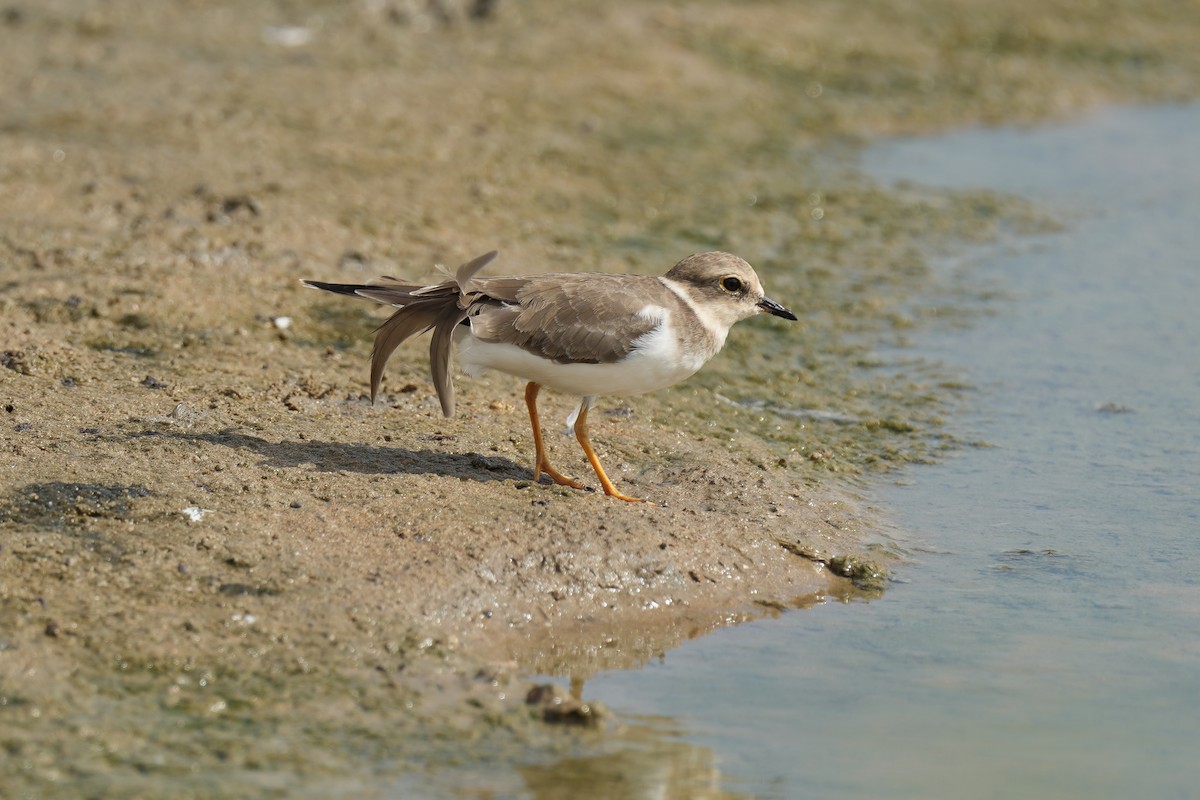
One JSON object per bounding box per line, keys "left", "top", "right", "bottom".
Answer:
{"left": 469, "top": 274, "right": 666, "bottom": 364}
{"left": 428, "top": 308, "right": 469, "bottom": 417}
{"left": 369, "top": 302, "right": 441, "bottom": 401}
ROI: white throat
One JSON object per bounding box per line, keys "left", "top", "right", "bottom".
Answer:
{"left": 658, "top": 277, "right": 732, "bottom": 350}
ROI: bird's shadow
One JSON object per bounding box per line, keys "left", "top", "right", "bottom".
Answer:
{"left": 149, "top": 429, "right": 531, "bottom": 484}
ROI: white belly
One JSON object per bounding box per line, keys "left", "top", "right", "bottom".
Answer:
{"left": 456, "top": 321, "right": 708, "bottom": 398}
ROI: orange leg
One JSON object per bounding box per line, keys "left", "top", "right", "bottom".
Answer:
{"left": 572, "top": 402, "right": 645, "bottom": 503}
{"left": 524, "top": 382, "right": 584, "bottom": 489}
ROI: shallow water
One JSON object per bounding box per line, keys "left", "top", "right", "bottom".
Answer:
{"left": 570, "top": 103, "right": 1200, "bottom": 798}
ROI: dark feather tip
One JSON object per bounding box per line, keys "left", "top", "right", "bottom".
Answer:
{"left": 301, "top": 279, "right": 371, "bottom": 298}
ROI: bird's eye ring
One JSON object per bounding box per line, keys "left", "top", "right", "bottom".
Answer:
{"left": 720, "top": 276, "right": 743, "bottom": 293}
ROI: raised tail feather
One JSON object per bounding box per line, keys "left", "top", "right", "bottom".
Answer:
{"left": 301, "top": 251, "right": 499, "bottom": 418}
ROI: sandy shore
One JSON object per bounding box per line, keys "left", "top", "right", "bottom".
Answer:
{"left": 3, "top": 0, "right": 1198, "bottom": 795}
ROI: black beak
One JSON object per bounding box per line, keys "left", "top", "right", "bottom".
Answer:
{"left": 757, "top": 296, "right": 798, "bottom": 321}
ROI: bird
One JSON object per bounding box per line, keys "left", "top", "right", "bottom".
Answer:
{"left": 302, "top": 250, "right": 797, "bottom": 502}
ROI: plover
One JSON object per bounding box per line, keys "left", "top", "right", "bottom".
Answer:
{"left": 303, "top": 250, "right": 796, "bottom": 502}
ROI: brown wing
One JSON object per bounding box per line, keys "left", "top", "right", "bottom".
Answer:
{"left": 468, "top": 274, "right": 667, "bottom": 364}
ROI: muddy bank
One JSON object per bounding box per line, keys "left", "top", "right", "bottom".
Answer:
{"left": 3, "top": 0, "right": 1200, "bottom": 795}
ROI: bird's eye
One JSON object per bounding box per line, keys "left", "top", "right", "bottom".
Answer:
{"left": 720, "top": 276, "right": 743, "bottom": 293}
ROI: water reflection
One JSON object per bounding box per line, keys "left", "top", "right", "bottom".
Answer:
{"left": 518, "top": 583, "right": 880, "bottom": 681}
{"left": 521, "top": 717, "right": 742, "bottom": 800}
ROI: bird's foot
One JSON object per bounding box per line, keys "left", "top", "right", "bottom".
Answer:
{"left": 534, "top": 460, "right": 585, "bottom": 490}
{"left": 600, "top": 487, "right": 649, "bottom": 504}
